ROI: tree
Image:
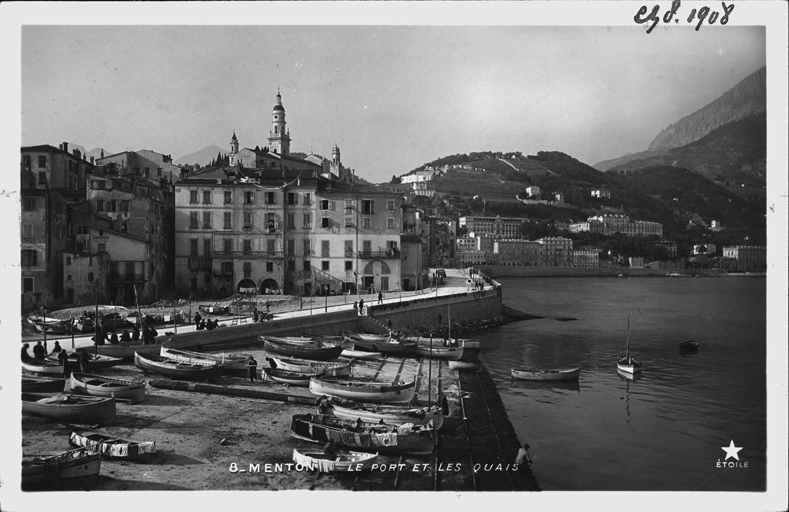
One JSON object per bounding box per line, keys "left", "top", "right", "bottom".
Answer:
{"left": 390, "top": 175, "right": 401, "bottom": 184}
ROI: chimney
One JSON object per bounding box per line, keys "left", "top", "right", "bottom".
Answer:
{"left": 90, "top": 156, "right": 94, "bottom": 164}
{"left": 62, "top": 142, "right": 69, "bottom": 153}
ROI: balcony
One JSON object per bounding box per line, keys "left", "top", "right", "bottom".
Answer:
{"left": 359, "top": 248, "right": 401, "bottom": 259}
{"left": 107, "top": 272, "right": 145, "bottom": 283}
{"left": 212, "top": 250, "right": 283, "bottom": 259}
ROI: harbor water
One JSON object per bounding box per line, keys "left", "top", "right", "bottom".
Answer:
{"left": 479, "top": 276, "right": 766, "bottom": 491}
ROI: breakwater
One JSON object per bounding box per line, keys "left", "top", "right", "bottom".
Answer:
{"left": 479, "top": 266, "right": 723, "bottom": 278}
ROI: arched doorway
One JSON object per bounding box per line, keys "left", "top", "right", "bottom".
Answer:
{"left": 362, "top": 260, "right": 391, "bottom": 292}
{"left": 237, "top": 279, "right": 256, "bottom": 294}
{"left": 261, "top": 279, "right": 279, "bottom": 295}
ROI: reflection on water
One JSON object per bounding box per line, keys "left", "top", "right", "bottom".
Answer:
{"left": 480, "top": 277, "right": 766, "bottom": 491}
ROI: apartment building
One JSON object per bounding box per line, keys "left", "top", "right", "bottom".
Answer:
{"left": 538, "top": 237, "right": 574, "bottom": 267}
{"left": 722, "top": 246, "right": 766, "bottom": 271}
{"left": 571, "top": 214, "right": 663, "bottom": 237}
{"left": 458, "top": 215, "right": 526, "bottom": 239}
{"left": 494, "top": 239, "right": 541, "bottom": 266}
{"left": 573, "top": 247, "right": 600, "bottom": 268}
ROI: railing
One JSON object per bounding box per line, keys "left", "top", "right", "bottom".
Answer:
{"left": 212, "top": 250, "right": 283, "bottom": 258}
{"left": 358, "top": 249, "right": 400, "bottom": 259}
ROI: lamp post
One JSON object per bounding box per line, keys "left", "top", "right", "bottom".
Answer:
{"left": 324, "top": 284, "right": 329, "bottom": 313}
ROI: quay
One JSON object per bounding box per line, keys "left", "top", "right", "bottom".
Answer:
{"left": 18, "top": 268, "right": 539, "bottom": 492}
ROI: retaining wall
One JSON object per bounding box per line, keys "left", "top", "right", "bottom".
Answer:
{"left": 479, "top": 266, "right": 723, "bottom": 278}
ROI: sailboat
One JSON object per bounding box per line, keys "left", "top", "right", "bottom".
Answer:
{"left": 616, "top": 313, "right": 642, "bottom": 374}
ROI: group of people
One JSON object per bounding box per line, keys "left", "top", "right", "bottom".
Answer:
{"left": 21, "top": 342, "right": 91, "bottom": 377}
{"left": 194, "top": 313, "right": 219, "bottom": 331}
{"left": 21, "top": 340, "right": 63, "bottom": 362}
{"left": 252, "top": 303, "right": 271, "bottom": 323}
{"left": 353, "top": 298, "right": 365, "bottom": 315}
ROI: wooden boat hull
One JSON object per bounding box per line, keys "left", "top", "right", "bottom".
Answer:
{"left": 263, "top": 337, "right": 343, "bottom": 361}
{"left": 22, "top": 375, "right": 66, "bottom": 393}
{"left": 134, "top": 352, "right": 224, "bottom": 381}
{"left": 263, "top": 368, "right": 320, "bottom": 387}
{"left": 69, "top": 427, "right": 155, "bottom": 460}
{"left": 161, "top": 346, "right": 248, "bottom": 371}
{"left": 68, "top": 372, "right": 146, "bottom": 403}
{"left": 414, "top": 345, "right": 464, "bottom": 360}
{"left": 290, "top": 413, "right": 434, "bottom": 455}
{"left": 511, "top": 367, "right": 581, "bottom": 381}
{"left": 448, "top": 360, "right": 482, "bottom": 372}
{"left": 340, "top": 348, "right": 381, "bottom": 360}
{"left": 46, "top": 352, "right": 124, "bottom": 371}
{"left": 22, "top": 393, "right": 116, "bottom": 424}
{"left": 292, "top": 449, "right": 378, "bottom": 472}
{"left": 22, "top": 448, "right": 102, "bottom": 488}
{"left": 96, "top": 342, "right": 163, "bottom": 358}
{"left": 617, "top": 356, "right": 642, "bottom": 374}
{"left": 271, "top": 356, "right": 351, "bottom": 377}
{"left": 317, "top": 397, "right": 445, "bottom": 429}
{"left": 22, "top": 360, "right": 65, "bottom": 376}
{"left": 343, "top": 331, "right": 392, "bottom": 343}
{"left": 309, "top": 377, "right": 416, "bottom": 404}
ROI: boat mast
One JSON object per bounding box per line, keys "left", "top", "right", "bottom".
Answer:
{"left": 625, "top": 312, "right": 632, "bottom": 363}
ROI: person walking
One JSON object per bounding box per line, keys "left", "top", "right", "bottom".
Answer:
{"left": 247, "top": 356, "right": 258, "bottom": 383}
{"left": 78, "top": 348, "right": 90, "bottom": 373}
{"left": 378, "top": 291, "right": 383, "bottom": 304}
{"left": 358, "top": 298, "right": 364, "bottom": 315}
{"left": 32, "top": 341, "right": 46, "bottom": 360}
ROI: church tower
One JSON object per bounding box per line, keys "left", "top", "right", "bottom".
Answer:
{"left": 229, "top": 131, "right": 239, "bottom": 166}
{"left": 268, "top": 89, "right": 291, "bottom": 156}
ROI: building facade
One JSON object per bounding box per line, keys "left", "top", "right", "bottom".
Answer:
{"left": 721, "top": 246, "right": 766, "bottom": 271}
{"left": 458, "top": 215, "right": 526, "bottom": 239}
{"left": 494, "top": 239, "right": 541, "bottom": 266}
{"left": 573, "top": 247, "right": 600, "bottom": 268}
{"left": 538, "top": 237, "right": 574, "bottom": 267}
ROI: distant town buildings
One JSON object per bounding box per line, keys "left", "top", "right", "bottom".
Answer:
{"left": 458, "top": 216, "right": 526, "bottom": 239}
{"left": 570, "top": 214, "right": 663, "bottom": 237}
{"left": 591, "top": 189, "right": 611, "bottom": 199}
{"left": 722, "top": 246, "right": 766, "bottom": 271}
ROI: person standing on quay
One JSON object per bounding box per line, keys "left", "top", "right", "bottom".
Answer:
{"left": 194, "top": 312, "right": 202, "bottom": 328}
{"left": 247, "top": 356, "right": 258, "bottom": 383}
{"left": 78, "top": 348, "right": 90, "bottom": 373}
{"left": 378, "top": 291, "right": 383, "bottom": 305}
{"left": 358, "top": 298, "right": 364, "bottom": 315}
{"left": 58, "top": 349, "right": 70, "bottom": 378}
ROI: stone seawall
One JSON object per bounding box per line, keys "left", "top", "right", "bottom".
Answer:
{"left": 479, "top": 266, "right": 723, "bottom": 279}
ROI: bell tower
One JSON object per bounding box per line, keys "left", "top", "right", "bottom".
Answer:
{"left": 268, "top": 89, "right": 291, "bottom": 156}
{"left": 229, "top": 131, "right": 239, "bottom": 166}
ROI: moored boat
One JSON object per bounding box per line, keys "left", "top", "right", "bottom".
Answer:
{"left": 160, "top": 346, "right": 248, "bottom": 371}
{"left": 22, "top": 375, "right": 66, "bottom": 393}
{"left": 309, "top": 377, "right": 416, "bottom": 404}
{"left": 69, "top": 427, "right": 155, "bottom": 460}
{"left": 678, "top": 340, "right": 700, "bottom": 351}
{"left": 22, "top": 359, "right": 66, "bottom": 376}
{"left": 617, "top": 313, "right": 643, "bottom": 374}
{"left": 96, "top": 341, "right": 163, "bottom": 359}
{"left": 22, "top": 447, "right": 102, "bottom": 489}
{"left": 290, "top": 413, "right": 435, "bottom": 455}
{"left": 68, "top": 372, "right": 146, "bottom": 403}
{"left": 46, "top": 352, "right": 124, "bottom": 371}
{"left": 317, "top": 396, "right": 445, "bottom": 429}
{"left": 340, "top": 348, "right": 381, "bottom": 360}
{"left": 263, "top": 367, "right": 321, "bottom": 387}
{"left": 22, "top": 393, "right": 116, "bottom": 424}
{"left": 414, "top": 344, "right": 464, "bottom": 360}
{"left": 262, "top": 336, "right": 343, "bottom": 361}
{"left": 270, "top": 356, "right": 351, "bottom": 377}
{"left": 134, "top": 352, "right": 224, "bottom": 381}
{"left": 292, "top": 449, "right": 378, "bottom": 472}
{"left": 341, "top": 332, "right": 417, "bottom": 355}
{"left": 510, "top": 367, "right": 581, "bottom": 381}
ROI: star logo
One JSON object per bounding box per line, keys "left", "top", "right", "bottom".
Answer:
{"left": 721, "top": 440, "right": 743, "bottom": 461}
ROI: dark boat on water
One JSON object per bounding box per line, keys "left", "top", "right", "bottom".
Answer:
{"left": 678, "top": 340, "right": 700, "bottom": 351}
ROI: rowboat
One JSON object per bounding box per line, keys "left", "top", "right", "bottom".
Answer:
{"left": 46, "top": 352, "right": 124, "bottom": 371}
{"left": 22, "top": 375, "right": 66, "bottom": 393}
{"left": 510, "top": 367, "right": 581, "bottom": 381}
{"left": 22, "top": 393, "right": 116, "bottom": 424}
{"left": 134, "top": 352, "right": 224, "bottom": 381}
{"left": 292, "top": 449, "right": 378, "bottom": 472}
{"left": 68, "top": 372, "right": 146, "bottom": 403}
{"left": 263, "top": 367, "right": 322, "bottom": 387}
{"left": 96, "top": 342, "right": 163, "bottom": 358}
{"left": 22, "top": 359, "right": 66, "bottom": 376}
{"left": 309, "top": 377, "right": 416, "bottom": 404}
{"left": 342, "top": 331, "right": 392, "bottom": 343}
{"left": 262, "top": 336, "right": 343, "bottom": 361}
{"left": 22, "top": 448, "right": 102, "bottom": 489}
{"left": 27, "top": 315, "right": 74, "bottom": 334}
{"left": 160, "top": 346, "right": 248, "bottom": 371}
{"left": 69, "top": 427, "right": 155, "bottom": 460}
{"left": 317, "top": 396, "right": 445, "bottom": 429}
{"left": 341, "top": 332, "right": 417, "bottom": 355}
{"left": 678, "top": 340, "right": 700, "bottom": 351}
{"left": 448, "top": 360, "right": 482, "bottom": 372}
{"left": 290, "top": 413, "right": 435, "bottom": 455}
{"left": 617, "top": 313, "right": 643, "bottom": 374}
{"left": 270, "top": 356, "right": 351, "bottom": 377}
{"left": 340, "top": 348, "right": 381, "bottom": 360}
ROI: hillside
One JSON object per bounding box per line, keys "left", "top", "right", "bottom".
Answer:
{"left": 174, "top": 145, "right": 226, "bottom": 166}
{"left": 594, "top": 66, "right": 766, "bottom": 172}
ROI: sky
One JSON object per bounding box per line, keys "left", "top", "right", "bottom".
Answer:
{"left": 19, "top": 21, "right": 765, "bottom": 183}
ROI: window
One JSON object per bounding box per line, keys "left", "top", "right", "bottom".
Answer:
{"left": 303, "top": 214, "right": 312, "bottom": 229}
{"left": 203, "top": 239, "right": 212, "bottom": 256}
{"left": 243, "top": 262, "right": 251, "bottom": 279}
{"left": 243, "top": 212, "right": 252, "bottom": 228}
{"left": 265, "top": 192, "right": 275, "bottom": 204}
{"left": 144, "top": 168, "right": 150, "bottom": 177}
{"left": 224, "top": 191, "right": 232, "bottom": 204}
{"left": 190, "top": 239, "right": 198, "bottom": 256}
{"left": 321, "top": 217, "right": 330, "bottom": 229}
{"left": 222, "top": 261, "right": 233, "bottom": 274}
{"left": 287, "top": 240, "right": 295, "bottom": 257}
{"left": 87, "top": 272, "right": 94, "bottom": 282}
{"left": 287, "top": 213, "right": 295, "bottom": 229}
{"left": 362, "top": 200, "right": 374, "bottom": 215}
{"left": 321, "top": 240, "right": 330, "bottom": 257}
{"left": 266, "top": 261, "right": 274, "bottom": 272}
{"left": 303, "top": 260, "right": 311, "bottom": 271}
{"left": 224, "top": 212, "right": 232, "bottom": 229}
{"left": 244, "top": 239, "right": 252, "bottom": 253}
{"left": 288, "top": 193, "right": 298, "bottom": 205}
{"left": 345, "top": 200, "right": 354, "bottom": 214}
{"left": 38, "top": 156, "right": 46, "bottom": 168}
{"left": 345, "top": 260, "right": 353, "bottom": 271}
{"left": 322, "top": 261, "right": 330, "bottom": 271}
{"left": 320, "top": 199, "right": 335, "bottom": 210}
{"left": 190, "top": 212, "right": 199, "bottom": 229}
{"left": 23, "top": 197, "right": 36, "bottom": 211}
{"left": 386, "top": 199, "right": 395, "bottom": 211}
{"left": 109, "top": 200, "right": 117, "bottom": 212}
{"left": 191, "top": 277, "right": 198, "bottom": 291}
{"left": 344, "top": 240, "right": 353, "bottom": 256}
{"left": 23, "top": 277, "right": 34, "bottom": 292}
{"left": 303, "top": 239, "right": 311, "bottom": 256}
{"left": 96, "top": 200, "right": 104, "bottom": 212}
{"left": 67, "top": 274, "right": 72, "bottom": 281}
{"left": 203, "top": 191, "right": 212, "bottom": 204}
{"left": 120, "top": 200, "right": 129, "bottom": 212}
{"left": 363, "top": 240, "right": 372, "bottom": 253}
{"left": 303, "top": 193, "right": 311, "bottom": 206}
{"left": 38, "top": 171, "right": 47, "bottom": 185}
{"left": 223, "top": 239, "right": 232, "bottom": 253}
{"left": 266, "top": 213, "right": 277, "bottom": 231}
{"left": 202, "top": 212, "right": 212, "bottom": 229}
{"left": 22, "top": 249, "right": 38, "bottom": 266}
{"left": 245, "top": 191, "right": 255, "bottom": 204}
{"left": 98, "top": 243, "right": 106, "bottom": 253}
{"left": 387, "top": 217, "right": 396, "bottom": 229}
{"left": 204, "top": 274, "right": 211, "bottom": 285}
{"left": 157, "top": 168, "right": 163, "bottom": 177}
{"left": 190, "top": 190, "right": 198, "bottom": 204}
{"left": 345, "top": 216, "right": 353, "bottom": 228}
{"left": 267, "top": 239, "right": 276, "bottom": 253}
{"left": 287, "top": 260, "right": 295, "bottom": 271}
{"left": 362, "top": 217, "right": 372, "bottom": 229}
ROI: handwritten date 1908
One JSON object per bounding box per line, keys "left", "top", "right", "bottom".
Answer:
{"left": 635, "top": 0, "right": 734, "bottom": 34}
